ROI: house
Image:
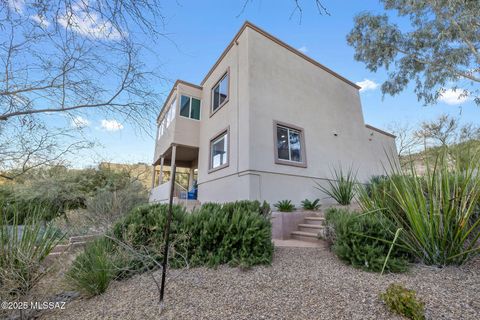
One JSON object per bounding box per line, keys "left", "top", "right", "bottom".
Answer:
{"left": 149, "top": 21, "right": 398, "bottom": 206}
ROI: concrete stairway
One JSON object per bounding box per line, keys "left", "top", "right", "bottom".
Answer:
{"left": 291, "top": 215, "right": 326, "bottom": 243}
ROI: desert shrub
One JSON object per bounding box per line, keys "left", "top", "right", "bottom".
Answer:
{"left": 274, "top": 200, "right": 295, "bottom": 212}
{"left": 69, "top": 201, "right": 274, "bottom": 296}
{"left": 114, "top": 201, "right": 273, "bottom": 267}
{"left": 220, "top": 200, "right": 271, "bottom": 217}
{"left": 301, "top": 198, "right": 321, "bottom": 210}
{"left": 381, "top": 284, "right": 425, "bottom": 320}
{"left": 0, "top": 206, "right": 63, "bottom": 299}
{"left": 325, "top": 208, "right": 409, "bottom": 273}
{"left": 359, "top": 149, "right": 480, "bottom": 266}
{"left": 315, "top": 166, "right": 357, "bottom": 205}
{"left": 66, "top": 238, "right": 118, "bottom": 296}
{"left": 0, "top": 166, "right": 141, "bottom": 224}
{"left": 183, "top": 205, "right": 273, "bottom": 267}
{"left": 86, "top": 180, "right": 148, "bottom": 231}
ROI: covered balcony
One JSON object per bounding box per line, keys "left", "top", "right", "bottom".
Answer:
{"left": 149, "top": 144, "right": 199, "bottom": 203}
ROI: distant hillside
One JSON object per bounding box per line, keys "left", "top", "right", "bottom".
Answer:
{"left": 400, "top": 140, "right": 480, "bottom": 174}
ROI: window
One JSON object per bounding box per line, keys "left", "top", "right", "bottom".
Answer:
{"left": 274, "top": 122, "right": 306, "bottom": 167}
{"left": 210, "top": 130, "right": 228, "bottom": 170}
{"left": 157, "top": 97, "right": 176, "bottom": 139}
{"left": 211, "top": 72, "right": 229, "bottom": 113}
{"left": 180, "top": 95, "right": 201, "bottom": 120}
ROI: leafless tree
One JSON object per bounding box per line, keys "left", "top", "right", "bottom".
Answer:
{"left": 414, "top": 114, "right": 459, "bottom": 147}
{"left": 238, "top": 0, "right": 329, "bottom": 22}
{"left": 387, "top": 122, "right": 422, "bottom": 157}
{"left": 0, "top": 1, "right": 166, "bottom": 179}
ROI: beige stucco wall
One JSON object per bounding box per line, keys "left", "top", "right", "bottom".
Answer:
{"left": 154, "top": 83, "right": 203, "bottom": 162}
{"left": 195, "top": 30, "right": 250, "bottom": 197}
{"left": 239, "top": 28, "right": 397, "bottom": 206}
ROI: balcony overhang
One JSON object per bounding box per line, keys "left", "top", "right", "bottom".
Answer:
{"left": 154, "top": 144, "right": 199, "bottom": 168}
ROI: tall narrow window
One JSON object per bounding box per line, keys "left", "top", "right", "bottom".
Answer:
{"left": 179, "top": 95, "right": 201, "bottom": 120}
{"left": 210, "top": 131, "right": 228, "bottom": 170}
{"left": 274, "top": 122, "right": 306, "bottom": 167}
{"left": 211, "top": 72, "right": 229, "bottom": 113}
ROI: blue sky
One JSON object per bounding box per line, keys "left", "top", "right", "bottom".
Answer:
{"left": 58, "top": 0, "right": 479, "bottom": 167}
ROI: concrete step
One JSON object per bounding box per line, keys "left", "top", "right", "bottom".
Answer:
{"left": 291, "top": 230, "right": 320, "bottom": 243}
{"left": 304, "top": 216, "right": 325, "bottom": 225}
{"left": 298, "top": 224, "right": 324, "bottom": 233}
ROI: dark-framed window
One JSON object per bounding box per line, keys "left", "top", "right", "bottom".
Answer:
{"left": 274, "top": 121, "right": 307, "bottom": 167}
{"left": 211, "top": 72, "right": 229, "bottom": 114}
{"left": 180, "top": 95, "right": 201, "bottom": 120}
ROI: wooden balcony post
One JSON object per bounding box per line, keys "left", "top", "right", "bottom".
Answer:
{"left": 159, "top": 157, "right": 164, "bottom": 185}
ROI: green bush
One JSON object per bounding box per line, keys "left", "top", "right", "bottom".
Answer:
{"left": 315, "top": 166, "right": 357, "bottom": 205}
{"left": 68, "top": 201, "right": 274, "bottom": 296}
{"left": 183, "top": 205, "right": 273, "bottom": 267}
{"left": 114, "top": 201, "right": 273, "bottom": 268}
{"left": 325, "top": 208, "right": 409, "bottom": 273}
{"left": 274, "top": 200, "right": 295, "bottom": 212}
{"left": 66, "top": 238, "right": 118, "bottom": 296}
{"left": 301, "top": 198, "right": 321, "bottom": 210}
{"left": 359, "top": 149, "right": 480, "bottom": 266}
{"left": 381, "top": 284, "right": 425, "bottom": 320}
{"left": 220, "top": 200, "right": 271, "bottom": 217}
{"left": 0, "top": 166, "right": 143, "bottom": 224}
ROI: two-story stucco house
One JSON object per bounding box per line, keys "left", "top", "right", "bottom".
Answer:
{"left": 149, "top": 21, "right": 398, "bottom": 206}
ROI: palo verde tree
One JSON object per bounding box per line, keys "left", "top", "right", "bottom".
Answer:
{"left": 0, "top": 0, "right": 164, "bottom": 179}
{"left": 347, "top": 0, "right": 479, "bottom": 106}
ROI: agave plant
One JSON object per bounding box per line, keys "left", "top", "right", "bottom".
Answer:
{"left": 274, "top": 200, "right": 295, "bottom": 212}
{"left": 315, "top": 166, "right": 358, "bottom": 205}
{"left": 359, "top": 149, "right": 480, "bottom": 266}
{"left": 301, "top": 199, "right": 321, "bottom": 210}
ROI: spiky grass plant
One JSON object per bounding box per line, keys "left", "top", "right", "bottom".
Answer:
{"left": 0, "top": 204, "right": 63, "bottom": 298}
{"left": 316, "top": 166, "right": 358, "bottom": 205}
{"left": 359, "top": 149, "right": 480, "bottom": 266}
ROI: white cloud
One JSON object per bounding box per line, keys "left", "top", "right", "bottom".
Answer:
{"left": 297, "top": 46, "right": 308, "bottom": 54}
{"left": 71, "top": 116, "right": 90, "bottom": 128}
{"left": 101, "top": 119, "right": 123, "bottom": 132}
{"left": 8, "top": 0, "right": 24, "bottom": 13}
{"left": 30, "top": 14, "right": 50, "bottom": 28}
{"left": 438, "top": 88, "right": 469, "bottom": 105}
{"left": 356, "top": 79, "right": 379, "bottom": 92}
{"left": 58, "top": 2, "right": 124, "bottom": 40}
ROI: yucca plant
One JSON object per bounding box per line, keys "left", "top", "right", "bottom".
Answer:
{"left": 301, "top": 198, "right": 321, "bottom": 210}
{"left": 274, "top": 200, "right": 295, "bottom": 212}
{"left": 359, "top": 149, "right": 480, "bottom": 266}
{"left": 0, "top": 203, "right": 63, "bottom": 298}
{"left": 316, "top": 166, "right": 358, "bottom": 205}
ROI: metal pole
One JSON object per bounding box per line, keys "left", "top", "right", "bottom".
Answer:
{"left": 160, "top": 163, "right": 176, "bottom": 302}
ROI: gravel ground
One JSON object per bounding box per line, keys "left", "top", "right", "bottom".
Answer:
{"left": 45, "top": 247, "right": 480, "bottom": 320}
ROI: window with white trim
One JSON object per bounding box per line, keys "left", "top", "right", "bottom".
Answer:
{"left": 210, "top": 131, "right": 228, "bottom": 169}
{"left": 180, "top": 95, "right": 201, "bottom": 120}
{"left": 157, "top": 97, "right": 176, "bottom": 139}
{"left": 211, "top": 73, "right": 229, "bottom": 113}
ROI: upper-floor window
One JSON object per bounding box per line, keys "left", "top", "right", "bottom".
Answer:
{"left": 157, "top": 97, "right": 176, "bottom": 139}
{"left": 274, "top": 122, "right": 307, "bottom": 167}
{"left": 210, "top": 130, "right": 229, "bottom": 171}
{"left": 211, "top": 72, "right": 229, "bottom": 113}
{"left": 180, "top": 95, "right": 201, "bottom": 120}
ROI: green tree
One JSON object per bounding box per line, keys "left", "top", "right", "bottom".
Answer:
{"left": 347, "top": 0, "right": 479, "bottom": 106}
